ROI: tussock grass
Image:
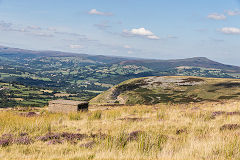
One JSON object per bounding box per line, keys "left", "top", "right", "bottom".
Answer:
{"left": 88, "top": 110, "right": 102, "bottom": 120}
{"left": 0, "top": 112, "right": 59, "bottom": 136}
{"left": 69, "top": 112, "right": 83, "bottom": 121}
{"left": 1, "top": 101, "right": 240, "bottom": 159}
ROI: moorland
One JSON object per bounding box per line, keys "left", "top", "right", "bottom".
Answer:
{"left": 1, "top": 101, "right": 240, "bottom": 159}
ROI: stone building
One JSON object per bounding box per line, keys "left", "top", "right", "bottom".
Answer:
{"left": 48, "top": 100, "right": 88, "bottom": 113}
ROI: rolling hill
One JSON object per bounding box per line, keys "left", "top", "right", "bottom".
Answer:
{"left": 120, "top": 57, "right": 240, "bottom": 73}
{"left": 1, "top": 46, "right": 240, "bottom": 73}
{"left": 0, "top": 46, "right": 129, "bottom": 64}
{"left": 1, "top": 45, "right": 240, "bottom": 106}
{"left": 90, "top": 76, "right": 240, "bottom": 105}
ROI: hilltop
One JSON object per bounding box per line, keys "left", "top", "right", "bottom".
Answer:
{"left": 90, "top": 76, "right": 240, "bottom": 105}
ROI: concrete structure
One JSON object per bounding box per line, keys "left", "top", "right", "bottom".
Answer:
{"left": 48, "top": 100, "right": 88, "bottom": 113}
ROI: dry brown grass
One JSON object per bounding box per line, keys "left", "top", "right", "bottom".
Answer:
{"left": 1, "top": 101, "right": 240, "bottom": 159}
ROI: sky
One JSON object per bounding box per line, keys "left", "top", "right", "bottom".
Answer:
{"left": 0, "top": 0, "right": 240, "bottom": 65}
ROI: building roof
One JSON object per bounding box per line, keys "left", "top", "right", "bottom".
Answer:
{"left": 49, "top": 100, "right": 88, "bottom": 105}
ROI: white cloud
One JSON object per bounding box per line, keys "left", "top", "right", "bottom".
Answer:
{"left": 219, "top": 27, "right": 240, "bottom": 34}
{"left": 0, "top": 20, "right": 97, "bottom": 42}
{"left": 226, "top": 10, "right": 240, "bottom": 16}
{"left": 207, "top": 13, "right": 226, "bottom": 20}
{"left": 0, "top": 21, "right": 54, "bottom": 37}
{"left": 147, "top": 35, "right": 159, "bottom": 40}
{"left": 123, "top": 45, "right": 131, "bottom": 49}
{"left": 69, "top": 44, "right": 84, "bottom": 49}
{"left": 130, "top": 28, "right": 154, "bottom": 36}
{"left": 123, "top": 28, "right": 159, "bottom": 40}
{"left": 88, "top": 9, "right": 112, "bottom": 16}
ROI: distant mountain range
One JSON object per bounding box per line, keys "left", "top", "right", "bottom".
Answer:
{"left": 0, "top": 46, "right": 239, "bottom": 73}
{"left": 120, "top": 57, "right": 240, "bottom": 73}
{"left": 0, "top": 46, "right": 128, "bottom": 64}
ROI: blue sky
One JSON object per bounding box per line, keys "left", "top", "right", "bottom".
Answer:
{"left": 0, "top": 0, "right": 240, "bottom": 65}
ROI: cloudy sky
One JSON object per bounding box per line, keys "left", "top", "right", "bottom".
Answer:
{"left": 0, "top": 0, "right": 240, "bottom": 65}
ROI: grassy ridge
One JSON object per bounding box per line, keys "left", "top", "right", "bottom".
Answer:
{"left": 90, "top": 76, "right": 240, "bottom": 105}
{"left": 1, "top": 101, "right": 240, "bottom": 159}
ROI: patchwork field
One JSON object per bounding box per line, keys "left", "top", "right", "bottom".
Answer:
{"left": 1, "top": 101, "right": 240, "bottom": 159}
{"left": 0, "top": 82, "right": 53, "bottom": 107}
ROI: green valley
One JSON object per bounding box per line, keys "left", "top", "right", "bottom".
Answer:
{"left": 0, "top": 46, "right": 240, "bottom": 107}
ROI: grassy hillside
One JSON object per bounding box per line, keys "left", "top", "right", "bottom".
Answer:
{"left": 90, "top": 76, "right": 240, "bottom": 105}
{"left": 1, "top": 101, "right": 240, "bottom": 159}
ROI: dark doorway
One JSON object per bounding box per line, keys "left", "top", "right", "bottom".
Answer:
{"left": 78, "top": 103, "right": 88, "bottom": 111}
